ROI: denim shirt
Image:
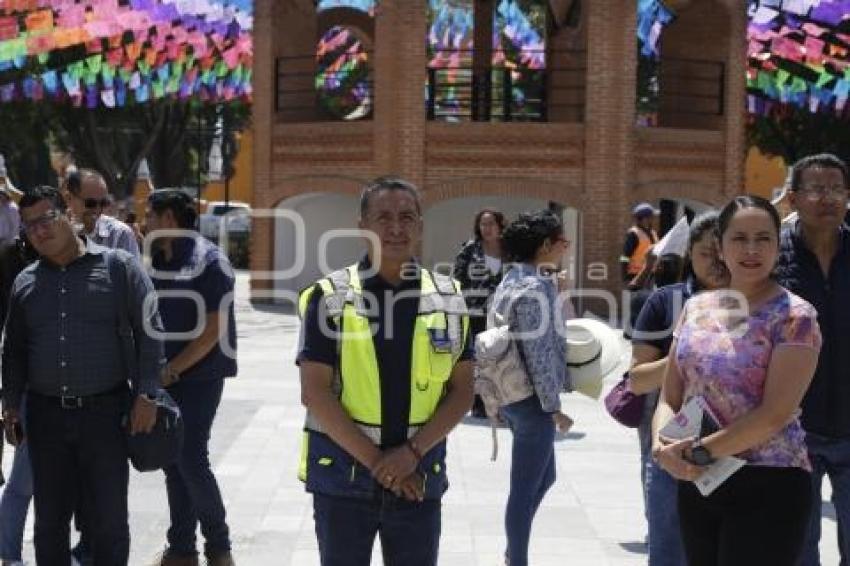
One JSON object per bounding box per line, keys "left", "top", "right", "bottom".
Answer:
{"left": 489, "top": 263, "right": 569, "bottom": 413}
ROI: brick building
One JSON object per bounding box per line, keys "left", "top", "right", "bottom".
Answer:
{"left": 250, "top": 0, "right": 747, "bottom": 311}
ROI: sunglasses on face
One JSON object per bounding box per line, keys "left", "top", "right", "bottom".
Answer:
{"left": 81, "top": 197, "right": 111, "bottom": 209}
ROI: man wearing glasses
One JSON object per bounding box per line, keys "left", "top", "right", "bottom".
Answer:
{"left": 1, "top": 186, "right": 162, "bottom": 565}
{"left": 775, "top": 154, "right": 850, "bottom": 566}
{"left": 63, "top": 168, "right": 139, "bottom": 259}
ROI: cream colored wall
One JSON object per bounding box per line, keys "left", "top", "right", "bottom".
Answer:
{"left": 745, "top": 146, "right": 787, "bottom": 199}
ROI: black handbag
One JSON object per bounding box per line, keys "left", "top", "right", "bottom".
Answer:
{"left": 108, "top": 251, "right": 184, "bottom": 472}
{"left": 126, "top": 390, "right": 184, "bottom": 472}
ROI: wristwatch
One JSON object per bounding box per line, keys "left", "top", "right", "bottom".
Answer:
{"left": 687, "top": 440, "right": 716, "bottom": 466}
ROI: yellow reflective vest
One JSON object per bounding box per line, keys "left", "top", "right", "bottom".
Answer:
{"left": 297, "top": 263, "right": 469, "bottom": 499}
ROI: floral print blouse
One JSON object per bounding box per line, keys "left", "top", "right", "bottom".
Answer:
{"left": 674, "top": 290, "right": 822, "bottom": 470}
{"left": 489, "top": 263, "right": 569, "bottom": 413}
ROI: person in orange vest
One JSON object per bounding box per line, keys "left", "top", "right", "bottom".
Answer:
{"left": 621, "top": 203, "right": 659, "bottom": 288}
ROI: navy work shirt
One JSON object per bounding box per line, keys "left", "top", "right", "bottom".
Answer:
{"left": 775, "top": 221, "right": 850, "bottom": 438}
{"left": 151, "top": 236, "right": 237, "bottom": 382}
{"left": 632, "top": 279, "right": 696, "bottom": 354}
{"left": 297, "top": 256, "right": 472, "bottom": 449}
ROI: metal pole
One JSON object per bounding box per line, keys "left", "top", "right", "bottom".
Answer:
{"left": 197, "top": 107, "right": 202, "bottom": 223}
{"left": 223, "top": 106, "right": 230, "bottom": 210}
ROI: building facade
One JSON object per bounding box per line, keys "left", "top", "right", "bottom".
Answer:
{"left": 251, "top": 0, "right": 747, "bottom": 310}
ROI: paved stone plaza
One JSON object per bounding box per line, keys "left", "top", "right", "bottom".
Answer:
{"left": 1, "top": 272, "right": 840, "bottom": 565}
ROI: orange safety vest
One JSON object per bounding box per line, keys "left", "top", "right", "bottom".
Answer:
{"left": 626, "top": 226, "right": 658, "bottom": 276}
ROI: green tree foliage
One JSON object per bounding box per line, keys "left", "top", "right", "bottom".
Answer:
{"left": 747, "top": 104, "right": 850, "bottom": 166}
{"left": 0, "top": 101, "right": 57, "bottom": 191}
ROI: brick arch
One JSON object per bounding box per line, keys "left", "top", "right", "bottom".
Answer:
{"left": 423, "top": 177, "right": 584, "bottom": 212}
{"left": 633, "top": 180, "right": 727, "bottom": 208}
{"left": 317, "top": 7, "right": 375, "bottom": 43}
{"left": 263, "top": 173, "right": 371, "bottom": 209}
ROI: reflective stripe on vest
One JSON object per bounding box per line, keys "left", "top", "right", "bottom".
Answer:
{"left": 627, "top": 227, "right": 657, "bottom": 275}
{"left": 297, "top": 263, "right": 469, "bottom": 435}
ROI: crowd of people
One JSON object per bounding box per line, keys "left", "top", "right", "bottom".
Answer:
{"left": 0, "top": 152, "right": 849, "bottom": 566}
{"left": 0, "top": 173, "right": 237, "bottom": 566}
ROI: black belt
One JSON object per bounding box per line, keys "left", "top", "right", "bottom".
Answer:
{"left": 30, "top": 386, "right": 128, "bottom": 410}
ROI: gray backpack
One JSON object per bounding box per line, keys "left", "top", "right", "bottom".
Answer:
{"left": 474, "top": 313, "right": 534, "bottom": 459}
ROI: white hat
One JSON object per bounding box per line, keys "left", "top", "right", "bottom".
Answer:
{"left": 566, "top": 318, "right": 624, "bottom": 399}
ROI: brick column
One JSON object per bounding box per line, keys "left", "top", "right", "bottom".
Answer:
{"left": 372, "top": 1, "right": 426, "bottom": 187}
{"left": 582, "top": 0, "right": 637, "bottom": 307}
{"left": 722, "top": 2, "right": 748, "bottom": 198}
{"left": 250, "top": 0, "right": 275, "bottom": 295}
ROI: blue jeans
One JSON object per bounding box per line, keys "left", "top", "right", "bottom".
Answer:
{"left": 800, "top": 432, "right": 850, "bottom": 566}
{"left": 164, "top": 378, "right": 231, "bottom": 557}
{"left": 501, "top": 395, "right": 556, "bottom": 566}
{"left": 645, "top": 460, "right": 687, "bottom": 566}
{"left": 0, "top": 397, "right": 33, "bottom": 563}
{"left": 313, "top": 491, "right": 441, "bottom": 566}
{"left": 637, "top": 391, "right": 659, "bottom": 520}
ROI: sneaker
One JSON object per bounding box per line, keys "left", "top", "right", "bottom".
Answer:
{"left": 205, "top": 551, "right": 235, "bottom": 566}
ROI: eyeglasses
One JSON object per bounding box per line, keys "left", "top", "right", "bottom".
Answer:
{"left": 798, "top": 185, "right": 849, "bottom": 202}
{"left": 82, "top": 197, "right": 111, "bottom": 209}
{"left": 22, "top": 209, "right": 62, "bottom": 234}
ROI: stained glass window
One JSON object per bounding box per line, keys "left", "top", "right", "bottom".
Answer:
{"left": 315, "top": 26, "right": 372, "bottom": 120}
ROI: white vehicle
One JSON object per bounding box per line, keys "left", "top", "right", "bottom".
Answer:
{"left": 199, "top": 201, "right": 252, "bottom": 239}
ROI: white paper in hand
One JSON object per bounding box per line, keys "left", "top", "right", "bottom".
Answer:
{"left": 660, "top": 396, "right": 746, "bottom": 496}
{"left": 653, "top": 216, "right": 690, "bottom": 258}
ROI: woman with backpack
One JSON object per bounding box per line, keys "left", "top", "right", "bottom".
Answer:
{"left": 488, "top": 209, "right": 571, "bottom": 566}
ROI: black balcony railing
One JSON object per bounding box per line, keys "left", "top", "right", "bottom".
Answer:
{"left": 659, "top": 57, "right": 725, "bottom": 116}
{"left": 639, "top": 56, "right": 726, "bottom": 128}
{"left": 425, "top": 49, "right": 586, "bottom": 123}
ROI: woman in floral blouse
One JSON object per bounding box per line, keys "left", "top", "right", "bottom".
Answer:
{"left": 454, "top": 208, "right": 506, "bottom": 417}
{"left": 653, "top": 195, "right": 822, "bottom": 566}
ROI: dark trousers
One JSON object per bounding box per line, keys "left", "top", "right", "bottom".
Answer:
{"left": 164, "top": 378, "right": 231, "bottom": 557}
{"left": 678, "top": 466, "right": 811, "bottom": 566}
{"left": 313, "top": 491, "right": 441, "bottom": 566}
{"left": 26, "top": 391, "right": 130, "bottom": 566}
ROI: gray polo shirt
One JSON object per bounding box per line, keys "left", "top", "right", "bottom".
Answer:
{"left": 1, "top": 238, "right": 163, "bottom": 410}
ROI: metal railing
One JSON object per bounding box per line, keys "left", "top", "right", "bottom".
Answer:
{"left": 425, "top": 49, "right": 586, "bottom": 123}
{"left": 659, "top": 57, "right": 725, "bottom": 116}
{"left": 638, "top": 56, "right": 726, "bottom": 128}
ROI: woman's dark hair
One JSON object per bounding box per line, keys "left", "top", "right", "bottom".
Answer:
{"left": 718, "top": 195, "right": 781, "bottom": 242}
{"left": 19, "top": 185, "right": 66, "bottom": 213}
{"left": 655, "top": 254, "right": 685, "bottom": 287}
{"left": 148, "top": 189, "right": 198, "bottom": 229}
{"left": 500, "top": 209, "right": 563, "bottom": 263}
{"left": 126, "top": 212, "right": 137, "bottom": 224}
{"left": 682, "top": 210, "right": 721, "bottom": 286}
{"left": 472, "top": 208, "right": 506, "bottom": 240}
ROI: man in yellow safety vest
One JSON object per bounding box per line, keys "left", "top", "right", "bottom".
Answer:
{"left": 297, "top": 176, "right": 473, "bottom": 566}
